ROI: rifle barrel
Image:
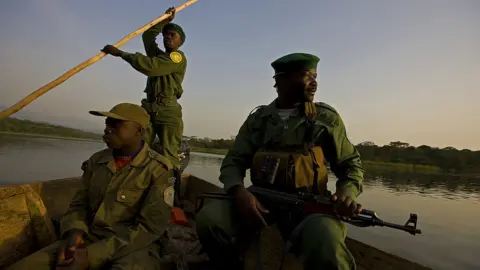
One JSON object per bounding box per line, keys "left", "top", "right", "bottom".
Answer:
{"left": 196, "top": 188, "right": 422, "bottom": 236}
{"left": 382, "top": 221, "right": 422, "bottom": 235}
{"left": 352, "top": 211, "right": 422, "bottom": 235}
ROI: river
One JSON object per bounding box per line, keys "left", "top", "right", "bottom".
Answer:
{"left": 0, "top": 134, "right": 479, "bottom": 270}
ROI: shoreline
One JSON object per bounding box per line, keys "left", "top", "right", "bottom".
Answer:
{"left": 190, "top": 147, "right": 479, "bottom": 177}
{"left": 2, "top": 133, "right": 477, "bottom": 177}
{"left": 0, "top": 131, "right": 102, "bottom": 143}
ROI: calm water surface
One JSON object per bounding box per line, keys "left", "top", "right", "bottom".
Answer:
{"left": 0, "top": 134, "right": 479, "bottom": 270}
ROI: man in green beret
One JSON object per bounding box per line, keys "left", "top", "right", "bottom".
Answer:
{"left": 7, "top": 103, "right": 175, "bottom": 270}
{"left": 102, "top": 7, "right": 186, "bottom": 179}
{"left": 196, "top": 53, "right": 364, "bottom": 270}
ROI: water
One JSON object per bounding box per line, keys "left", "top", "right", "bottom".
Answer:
{"left": 0, "top": 134, "right": 479, "bottom": 270}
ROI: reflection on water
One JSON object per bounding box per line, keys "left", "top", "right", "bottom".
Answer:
{"left": 0, "top": 134, "right": 105, "bottom": 184}
{"left": 188, "top": 152, "right": 480, "bottom": 202}
{"left": 186, "top": 152, "right": 480, "bottom": 270}
{"left": 363, "top": 171, "right": 480, "bottom": 202}
{"left": 1, "top": 135, "right": 479, "bottom": 270}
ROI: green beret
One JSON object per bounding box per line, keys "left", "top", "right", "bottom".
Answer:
{"left": 271, "top": 53, "right": 320, "bottom": 76}
{"left": 163, "top": 23, "right": 186, "bottom": 43}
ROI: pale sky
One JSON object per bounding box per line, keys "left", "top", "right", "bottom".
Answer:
{"left": 1, "top": 0, "right": 479, "bottom": 150}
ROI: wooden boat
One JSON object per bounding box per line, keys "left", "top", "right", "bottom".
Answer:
{"left": 0, "top": 174, "right": 433, "bottom": 270}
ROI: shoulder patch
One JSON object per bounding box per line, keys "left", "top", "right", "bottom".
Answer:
{"left": 170, "top": 52, "right": 183, "bottom": 63}
{"left": 148, "top": 149, "right": 173, "bottom": 170}
{"left": 163, "top": 185, "right": 175, "bottom": 207}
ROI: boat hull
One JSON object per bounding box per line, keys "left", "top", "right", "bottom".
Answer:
{"left": 0, "top": 175, "right": 431, "bottom": 270}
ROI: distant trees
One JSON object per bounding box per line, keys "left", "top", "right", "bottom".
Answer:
{"left": 186, "top": 136, "right": 235, "bottom": 150}
{"left": 355, "top": 141, "right": 479, "bottom": 174}
{"left": 187, "top": 137, "right": 480, "bottom": 174}
{"left": 0, "top": 117, "right": 102, "bottom": 140}
{"left": 3, "top": 116, "right": 478, "bottom": 175}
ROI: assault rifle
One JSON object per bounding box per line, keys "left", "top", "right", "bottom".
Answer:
{"left": 196, "top": 186, "right": 422, "bottom": 235}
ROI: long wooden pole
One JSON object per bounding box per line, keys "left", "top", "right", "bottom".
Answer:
{"left": 0, "top": 0, "right": 198, "bottom": 120}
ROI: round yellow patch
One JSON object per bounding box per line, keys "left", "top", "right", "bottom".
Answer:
{"left": 170, "top": 52, "right": 182, "bottom": 63}
{"left": 163, "top": 186, "right": 175, "bottom": 207}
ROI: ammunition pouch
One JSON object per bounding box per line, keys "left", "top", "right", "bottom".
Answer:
{"left": 251, "top": 146, "right": 328, "bottom": 194}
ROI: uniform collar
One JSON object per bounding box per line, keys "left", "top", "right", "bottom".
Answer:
{"left": 96, "top": 142, "right": 151, "bottom": 168}
{"left": 260, "top": 99, "right": 304, "bottom": 117}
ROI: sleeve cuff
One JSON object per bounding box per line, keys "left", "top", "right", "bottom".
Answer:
{"left": 220, "top": 175, "right": 244, "bottom": 193}
{"left": 120, "top": 52, "right": 133, "bottom": 61}
{"left": 336, "top": 184, "right": 360, "bottom": 200}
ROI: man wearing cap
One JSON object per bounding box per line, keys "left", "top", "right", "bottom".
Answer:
{"left": 7, "top": 103, "right": 175, "bottom": 270}
{"left": 102, "top": 7, "right": 186, "bottom": 174}
{"left": 196, "top": 53, "right": 364, "bottom": 270}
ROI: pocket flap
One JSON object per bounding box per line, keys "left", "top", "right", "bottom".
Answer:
{"left": 116, "top": 189, "right": 145, "bottom": 203}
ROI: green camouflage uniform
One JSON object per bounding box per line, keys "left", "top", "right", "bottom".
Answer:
{"left": 7, "top": 104, "right": 175, "bottom": 270}
{"left": 196, "top": 54, "right": 364, "bottom": 270}
{"left": 120, "top": 22, "right": 187, "bottom": 170}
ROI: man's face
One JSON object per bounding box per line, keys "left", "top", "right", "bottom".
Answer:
{"left": 278, "top": 69, "right": 318, "bottom": 102}
{"left": 163, "top": 30, "right": 182, "bottom": 50}
{"left": 103, "top": 118, "right": 141, "bottom": 149}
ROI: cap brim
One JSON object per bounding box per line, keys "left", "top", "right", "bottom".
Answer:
{"left": 89, "top": 111, "right": 129, "bottom": 121}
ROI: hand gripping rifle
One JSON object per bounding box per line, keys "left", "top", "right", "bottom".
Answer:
{"left": 196, "top": 186, "right": 422, "bottom": 235}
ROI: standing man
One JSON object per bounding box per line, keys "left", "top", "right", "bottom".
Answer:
{"left": 196, "top": 53, "right": 365, "bottom": 270}
{"left": 7, "top": 103, "right": 175, "bottom": 270}
{"left": 102, "top": 7, "right": 186, "bottom": 173}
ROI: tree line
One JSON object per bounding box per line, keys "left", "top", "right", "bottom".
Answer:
{"left": 2, "top": 116, "right": 478, "bottom": 175}
{"left": 186, "top": 137, "right": 480, "bottom": 174}
{"left": 0, "top": 117, "right": 102, "bottom": 140}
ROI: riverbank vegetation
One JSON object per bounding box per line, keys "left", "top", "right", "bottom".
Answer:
{"left": 2, "top": 117, "right": 478, "bottom": 175}
{"left": 0, "top": 117, "right": 102, "bottom": 141}
{"left": 187, "top": 137, "right": 480, "bottom": 175}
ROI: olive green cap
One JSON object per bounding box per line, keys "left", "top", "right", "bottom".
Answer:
{"left": 271, "top": 53, "right": 320, "bottom": 76}
{"left": 89, "top": 103, "right": 150, "bottom": 128}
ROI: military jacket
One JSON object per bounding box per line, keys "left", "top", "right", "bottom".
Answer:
{"left": 60, "top": 143, "right": 174, "bottom": 268}
{"left": 220, "top": 100, "right": 364, "bottom": 198}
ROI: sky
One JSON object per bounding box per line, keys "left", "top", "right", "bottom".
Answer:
{"left": 0, "top": 0, "right": 479, "bottom": 150}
